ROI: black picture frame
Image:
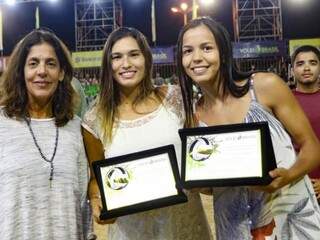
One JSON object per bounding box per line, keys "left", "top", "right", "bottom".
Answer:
{"left": 179, "top": 122, "right": 277, "bottom": 188}
{"left": 92, "top": 145, "right": 188, "bottom": 220}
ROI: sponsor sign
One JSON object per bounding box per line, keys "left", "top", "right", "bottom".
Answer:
{"left": 72, "top": 47, "right": 175, "bottom": 68}
{"left": 289, "top": 38, "right": 320, "bottom": 56}
{"left": 233, "top": 41, "right": 285, "bottom": 59}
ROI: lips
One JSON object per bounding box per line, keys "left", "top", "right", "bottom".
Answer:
{"left": 33, "top": 80, "right": 51, "bottom": 87}
{"left": 191, "top": 66, "right": 208, "bottom": 75}
{"left": 120, "top": 70, "right": 136, "bottom": 79}
{"left": 302, "top": 74, "right": 313, "bottom": 78}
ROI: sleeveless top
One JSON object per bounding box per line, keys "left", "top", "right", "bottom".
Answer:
{"left": 200, "top": 79, "right": 320, "bottom": 239}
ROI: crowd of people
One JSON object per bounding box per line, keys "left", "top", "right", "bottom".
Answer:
{"left": 0, "top": 17, "right": 319, "bottom": 240}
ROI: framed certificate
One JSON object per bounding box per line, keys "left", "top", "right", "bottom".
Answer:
{"left": 179, "top": 122, "right": 277, "bottom": 188}
{"left": 92, "top": 145, "right": 188, "bottom": 220}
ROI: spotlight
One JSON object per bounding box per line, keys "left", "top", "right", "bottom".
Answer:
{"left": 5, "top": 0, "right": 16, "bottom": 6}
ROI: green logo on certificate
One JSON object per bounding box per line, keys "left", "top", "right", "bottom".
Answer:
{"left": 188, "top": 137, "right": 218, "bottom": 161}
{"left": 106, "top": 167, "right": 130, "bottom": 190}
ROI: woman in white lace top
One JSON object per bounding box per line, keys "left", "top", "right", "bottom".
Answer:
{"left": 82, "top": 27, "right": 212, "bottom": 240}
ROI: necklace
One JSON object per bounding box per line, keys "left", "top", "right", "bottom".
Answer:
{"left": 25, "top": 118, "right": 59, "bottom": 185}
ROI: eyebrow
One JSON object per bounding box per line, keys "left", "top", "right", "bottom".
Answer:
{"left": 27, "top": 56, "right": 57, "bottom": 62}
{"left": 182, "top": 41, "right": 214, "bottom": 48}
{"left": 295, "top": 60, "right": 305, "bottom": 64}
{"left": 295, "top": 59, "right": 319, "bottom": 64}
{"left": 111, "top": 49, "right": 141, "bottom": 55}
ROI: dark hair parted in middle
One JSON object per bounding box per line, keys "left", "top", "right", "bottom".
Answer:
{"left": 176, "top": 17, "right": 251, "bottom": 127}
{"left": 0, "top": 28, "right": 74, "bottom": 127}
{"left": 97, "top": 27, "right": 159, "bottom": 143}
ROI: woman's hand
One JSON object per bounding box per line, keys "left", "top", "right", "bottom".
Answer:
{"left": 82, "top": 128, "right": 117, "bottom": 224}
{"left": 252, "top": 167, "right": 294, "bottom": 193}
{"left": 90, "top": 196, "right": 116, "bottom": 224}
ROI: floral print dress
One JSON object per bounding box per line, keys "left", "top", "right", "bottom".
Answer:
{"left": 201, "top": 79, "right": 320, "bottom": 240}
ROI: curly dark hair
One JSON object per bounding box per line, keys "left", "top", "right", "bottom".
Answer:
{"left": 0, "top": 28, "right": 74, "bottom": 127}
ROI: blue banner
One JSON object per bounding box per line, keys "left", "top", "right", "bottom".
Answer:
{"left": 152, "top": 47, "right": 174, "bottom": 64}
{"left": 233, "top": 41, "right": 286, "bottom": 59}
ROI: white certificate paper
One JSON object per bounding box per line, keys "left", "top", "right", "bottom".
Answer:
{"left": 100, "top": 153, "right": 178, "bottom": 210}
{"left": 185, "top": 130, "right": 262, "bottom": 181}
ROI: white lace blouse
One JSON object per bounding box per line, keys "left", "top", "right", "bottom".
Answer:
{"left": 83, "top": 85, "right": 212, "bottom": 240}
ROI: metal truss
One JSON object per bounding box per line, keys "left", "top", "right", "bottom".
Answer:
{"left": 0, "top": 0, "right": 46, "bottom": 2}
{"left": 233, "top": 0, "right": 283, "bottom": 41}
{"left": 75, "top": 0, "right": 122, "bottom": 51}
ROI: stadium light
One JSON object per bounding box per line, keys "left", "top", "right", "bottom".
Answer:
{"left": 171, "top": 7, "right": 179, "bottom": 13}
{"left": 180, "top": 2, "right": 188, "bottom": 11}
{"left": 2, "top": 0, "right": 59, "bottom": 5}
{"left": 199, "top": 0, "right": 215, "bottom": 6}
{"left": 192, "top": 0, "right": 215, "bottom": 19}
{"left": 5, "top": 0, "right": 16, "bottom": 6}
{"left": 171, "top": 2, "right": 192, "bottom": 25}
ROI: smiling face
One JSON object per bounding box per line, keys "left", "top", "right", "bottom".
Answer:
{"left": 182, "top": 24, "right": 220, "bottom": 85}
{"left": 111, "top": 36, "right": 146, "bottom": 90}
{"left": 293, "top": 51, "right": 320, "bottom": 88}
{"left": 24, "top": 42, "right": 64, "bottom": 107}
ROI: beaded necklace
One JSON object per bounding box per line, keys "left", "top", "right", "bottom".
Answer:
{"left": 25, "top": 118, "right": 59, "bottom": 187}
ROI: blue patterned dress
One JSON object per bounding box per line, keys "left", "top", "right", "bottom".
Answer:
{"left": 201, "top": 79, "right": 320, "bottom": 239}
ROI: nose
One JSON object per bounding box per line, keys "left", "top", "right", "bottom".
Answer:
{"left": 192, "top": 48, "right": 203, "bottom": 63}
{"left": 37, "top": 62, "right": 47, "bottom": 76}
{"left": 122, "top": 55, "right": 132, "bottom": 69}
{"left": 303, "top": 63, "right": 311, "bottom": 71}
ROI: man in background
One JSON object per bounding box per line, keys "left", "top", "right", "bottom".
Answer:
{"left": 292, "top": 45, "right": 320, "bottom": 202}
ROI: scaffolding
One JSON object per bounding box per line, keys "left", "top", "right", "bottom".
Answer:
{"left": 233, "top": 0, "right": 283, "bottom": 41}
{"left": 74, "top": 0, "right": 122, "bottom": 51}
{"left": 0, "top": 0, "right": 45, "bottom": 2}
{"left": 232, "top": 0, "right": 287, "bottom": 74}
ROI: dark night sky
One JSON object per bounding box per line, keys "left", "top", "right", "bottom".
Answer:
{"left": 2, "top": 0, "right": 320, "bottom": 55}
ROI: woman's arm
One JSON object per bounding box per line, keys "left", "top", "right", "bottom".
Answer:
{"left": 254, "top": 72, "right": 320, "bottom": 192}
{"left": 82, "top": 127, "right": 116, "bottom": 224}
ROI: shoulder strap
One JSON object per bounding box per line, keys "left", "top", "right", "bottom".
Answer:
{"left": 249, "top": 75, "right": 257, "bottom": 102}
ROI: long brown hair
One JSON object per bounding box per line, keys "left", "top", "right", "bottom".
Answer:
{"left": 0, "top": 28, "right": 74, "bottom": 127}
{"left": 97, "top": 27, "right": 159, "bottom": 144}
{"left": 176, "top": 17, "right": 250, "bottom": 127}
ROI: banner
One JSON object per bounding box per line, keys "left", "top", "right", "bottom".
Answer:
{"left": 72, "top": 50, "right": 103, "bottom": 68}
{"left": 233, "top": 41, "right": 285, "bottom": 59}
{"left": 152, "top": 47, "right": 174, "bottom": 64}
{"left": 289, "top": 38, "right": 320, "bottom": 56}
{"left": 72, "top": 47, "right": 175, "bottom": 68}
